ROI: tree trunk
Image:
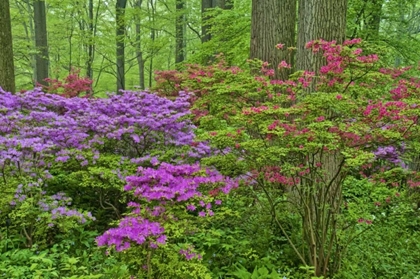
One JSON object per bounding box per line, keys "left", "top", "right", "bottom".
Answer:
{"left": 364, "top": 0, "right": 383, "bottom": 40}
{"left": 350, "top": 0, "right": 383, "bottom": 40}
{"left": 201, "top": 0, "right": 213, "bottom": 43}
{"left": 86, "top": 0, "right": 94, "bottom": 81}
{"left": 250, "top": 0, "right": 296, "bottom": 80}
{"left": 295, "top": 1, "right": 348, "bottom": 276}
{"left": 116, "top": 0, "right": 127, "bottom": 93}
{"left": 296, "top": 0, "right": 347, "bottom": 73}
{"left": 134, "top": 0, "right": 145, "bottom": 90}
{"left": 34, "top": 0, "right": 49, "bottom": 86}
{"left": 0, "top": 0, "right": 16, "bottom": 93}
{"left": 148, "top": 0, "right": 155, "bottom": 88}
{"left": 219, "top": 0, "right": 233, "bottom": 9}
{"left": 175, "top": 0, "right": 185, "bottom": 67}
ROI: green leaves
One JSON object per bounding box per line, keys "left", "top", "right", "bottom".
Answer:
{"left": 230, "top": 264, "right": 282, "bottom": 279}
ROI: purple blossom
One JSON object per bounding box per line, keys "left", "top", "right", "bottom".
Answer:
{"left": 96, "top": 217, "right": 165, "bottom": 252}
{"left": 373, "top": 145, "right": 406, "bottom": 167}
{"left": 186, "top": 204, "right": 196, "bottom": 211}
{"left": 198, "top": 211, "right": 206, "bottom": 217}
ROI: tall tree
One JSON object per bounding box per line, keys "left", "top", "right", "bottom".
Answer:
{"left": 116, "top": 0, "right": 128, "bottom": 92}
{"left": 219, "top": 0, "right": 233, "bottom": 9}
{"left": 295, "top": 0, "right": 348, "bottom": 276}
{"left": 134, "top": 0, "right": 145, "bottom": 90}
{"left": 201, "top": 0, "right": 213, "bottom": 43}
{"left": 175, "top": 0, "right": 186, "bottom": 66}
{"left": 296, "top": 0, "right": 347, "bottom": 73}
{"left": 250, "top": 0, "right": 296, "bottom": 80}
{"left": 0, "top": 0, "right": 16, "bottom": 93}
{"left": 364, "top": 0, "right": 384, "bottom": 39}
{"left": 34, "top": 0, "right": 49, "bottom": 86}
{"left": 349, "top": 0, "right": 384, "bottom": 40}
{"left": 86, "top": 0, "right": 96, "bottom": 81}
{"left": 147, "top": 0, "right": 156, "bottom": 88}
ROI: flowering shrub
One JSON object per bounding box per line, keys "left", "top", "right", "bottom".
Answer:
{"left": 97, "top": 163, "right": 238, "bottom": 251}
{"left": 154, "top": 39, "right": 420, "bottom": 277}
{"left": 42, "top": 68, "right": 93, "bottom": 98}
{"left": 0, "top": 88, "right": 211, "bottom": 250}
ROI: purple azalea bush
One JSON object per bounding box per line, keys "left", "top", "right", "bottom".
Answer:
{"left": 0, "top": 88, "right": 238, "bottom": 259}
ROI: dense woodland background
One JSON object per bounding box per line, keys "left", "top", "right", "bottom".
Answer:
{"left": 2, "top": 0, "right": 420, "bottom": 279}
{"left": 2, "top": 0, "right": 420, "bottom": 93}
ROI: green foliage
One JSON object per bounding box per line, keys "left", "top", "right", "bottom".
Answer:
{"left": 186, "top": 3, "right": 251, "bottom": 66}
{"left": 347, "top": 0, "right": 420, "bottom": 65}
{"left": 230, "top": 264, "right": 282, "bottom": 279}
{"left": 0, "top": 228, "right": 130, "bottom": 279}
{"left": 337, "top": 184, "right": 420, "bottom": 278}
{"left": 153, "top": 39, "right": 420, "bottom": 278}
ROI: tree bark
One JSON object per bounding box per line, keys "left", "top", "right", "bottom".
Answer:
{"left": 350, "top": 0, "right": 383, "bottom": 40}
{"left": 148, "top": 0, "right": 155, "bottom": 88}
{"left": 134, "top": 0, "right": 145, "bottom": 90}
{"left": 0, "top": 0, "right": 16, "bottom": 93}
{"left": 295, "top": 1, "right": 348, "bottom": 276}
{"left": 364, "top": 0, "right": 383, "bottom": 39}
{"left": 86, "top": 0, "right": 94, "bottom": 81}
{"left": 175, "top": 0, "right": 185, "bottom": 66}
{"left": 296, "top": 0, "right": 347, "bottom": 73}
{"left": 116, "top": 0, "right": 127, "bottom": 93}
{"left": 34, "top": 0, "right": 49, "bottom": 86}
{"left": 201, "top": 0, "right": 213, "bottom": 43}
{"left": 250, "top": 0, "right": 296, "bottom": 80}
{"left": 219, "top": 0, "right": 233, "bottom": 9}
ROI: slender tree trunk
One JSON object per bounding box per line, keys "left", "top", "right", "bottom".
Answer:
{"left": 149, "top": 42, "right": 154, "bottom": 88}
{"left": 219, "top": 0, "right": 233, "bottom": 9}
{"left": 295, "top": 1, "right": 348, "bottom": 276}
{"left": 175, "top": 0, "right": 185, "bottom": 67}
{"left": 134, "top": 0, "right": 145, "bottom": 90}
{"left": 296, "top": 0, "right": 347, "bottom": 73}
{"left": 364, "top": 0, "right": 383, "bottom": 40}
{"left": 68, "top": 25, "right": 73, "bottom": 72}
{"left": 34, "top": 0, "right": 49, "bottom": 86}
{"left": 86, "top": 0, "right": 94, "bottom": 80}
{"left": 394, "top": 1, "right": 405, "bottom": 67}
{"left": 0, "top": 0, "right": 16, "bottom": 93}
{"left": 147, "top": 0, "right": 156, "bottom": 88}
{"left": 15, "top": 1, "right": 34, "bottom": 83}
{"left": 201, "top": 0, "right": 213, "bottom": 43}
{"left": 250, "top": 0, "right": 296, "bottom": 80}
{"left": 116, "top": 0, "right": 127, "bottom": 93}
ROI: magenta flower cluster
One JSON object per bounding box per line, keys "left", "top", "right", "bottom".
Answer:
{"left": 124, "top": 163, "right": 238, "bottom": 202}
{"left": 97, "top": 162, "right": 238, "bottom": 252}
{"left": 179, "top": 245, "right": 203, "bottom": 260}
{"left": 96, "top": 216, "right": 166, "bottom": 251}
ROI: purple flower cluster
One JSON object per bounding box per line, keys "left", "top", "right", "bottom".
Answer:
{"left": 96, "top": 217, "right": 166, "bottom": 251}
{"left": 179, "top": 245, "right": 202, "bottom": 260}
{"left": 97, "top": 163, "right": 238, "bottom": 252}
{"left": 0, "top": 88, "right": 237, "bottom": 256}
{"left": 0, "top": 89, "right": 209, "bottom": 182}
{"left": 373, "top": 145, "right": 406, "bottom": 167}
{"left": 124, "top": 163, "right": 238, "bottom": 202}
{"left": 10, "top": 180, "right": 95, "bottom": 225}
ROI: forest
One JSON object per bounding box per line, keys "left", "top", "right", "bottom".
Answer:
{"left": 1, "top": 0, "right": 420, "bottom": 278}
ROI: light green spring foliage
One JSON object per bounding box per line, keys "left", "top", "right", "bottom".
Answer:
{"left": 10, "top": 0, "right": 420, "bottom": 93}
{"left": 153, "top": 41, "right": 420, "bottom": 277}
{"left": 0, "top": 225, "right": 131, "bottom": 278}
